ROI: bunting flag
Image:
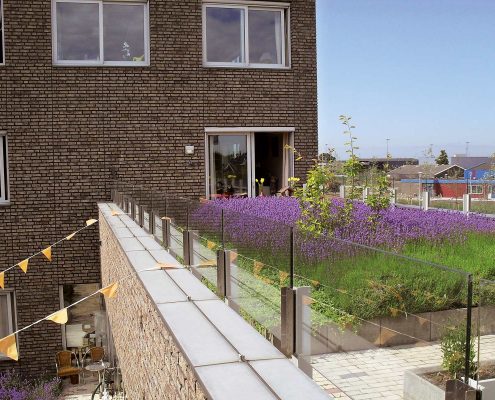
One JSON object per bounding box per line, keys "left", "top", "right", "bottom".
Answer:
{"left": 207, "top": 240, "right": 216, "bottom": 250}
{"left": 41, "top": 247, "right": 52, "bottom": 262}
{"left": 156, "top": 263, "right": 179, "bottom": 270}
{"left": 279, "top": 271, "right": 289, "bottom": 285}
{"left": 65, "top": 232, "right": 77, "bottom": 241}
{"left": 86, "top": 219, "right": 98, "bottom": 226}
{"left": 46, "top": 308, "right": 68, "bottom": 325}
{"left": 0, "top": 334, "right": 18, "bottom": 361}
{"left": 99, "top": 283, "right": 118, "bottom": 299}
{"left": 0, "top": 272, "right": 4, "bottom": 289}
{"left": 18, "top": 259, "right": 29, "bottom": 273}
{"left": 303, "top": 296, "right": 315, "bottom": 306}
{"left": 230, "top": 251, "right": 238, "bottom": 263}
{"left": 198, "top": 260, "right": 216, "bottom": 268}
{"left": 253, "top": 261, "right": 264, "bottom": 276}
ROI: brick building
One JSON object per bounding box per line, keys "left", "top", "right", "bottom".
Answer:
{"left": 0, "top": 0, "right": 317, "bottom": 375}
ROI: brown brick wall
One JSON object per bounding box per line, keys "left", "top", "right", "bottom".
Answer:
{"left": 0, "top": 0, "right": 317, "bottom": 375}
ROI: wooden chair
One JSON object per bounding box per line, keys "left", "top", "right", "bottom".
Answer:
{"left": 55, "top": 351, "right": 81, "bottom": 384}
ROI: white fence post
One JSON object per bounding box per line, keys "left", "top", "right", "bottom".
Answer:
{"left": 339, "top": 185, "right": 346, "bottom": 199}
{"left": 463, "top": 194, "right": 471, "bottom": 214}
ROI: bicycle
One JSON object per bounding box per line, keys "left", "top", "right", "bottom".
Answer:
{"left": 91, "top": 366, "right": 125, "bottom": 400}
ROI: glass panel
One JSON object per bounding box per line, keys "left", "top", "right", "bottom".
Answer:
{"left": 62, "top": 284, "right": 106, "bottom": 351}
{"left": 56, "top": 2, "right": 100, "bottom": 61}
{"left": 209, "top": 135, "right": 249, "bottom": 198}
{"left": 249, "top": 10, "right": 282, "bottom": 65}
{"left": 103, "top": 4, "right": 146, "bottom": 62}
{"left": 206, "top": 7, "right": 244, "bottom": 63}
{"left": 0, "top": 295, "right": 10, "bottom": 338}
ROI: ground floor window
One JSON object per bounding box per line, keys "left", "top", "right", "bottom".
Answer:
{"left": 0, "top": 291, "right": 16, "bottom": 360}
{"left": 60, "top": 284, "right": 107, "bottom": 355}
{"left": 206, "top": 130, "right": 293, "bottom": 199}
{"left": 469, "top": 184, "right": 483, "bottom": 195}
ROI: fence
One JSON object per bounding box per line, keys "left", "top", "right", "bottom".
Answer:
{"left": 110, "top": 181, "right": 480, "bottom": 399}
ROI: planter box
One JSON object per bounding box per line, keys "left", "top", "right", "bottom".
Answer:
{"left": 404, "top": 367, "right": 445, "bottom": 400}
{"left": 404, "top": 367, "right": 492, "bottom": 400}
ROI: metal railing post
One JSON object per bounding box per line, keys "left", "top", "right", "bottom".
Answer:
{"left": 149, "top": 210, "right": 154, "bottom": 234}
{"left": 290, "top": 227, "right": 295, "bottom": 289}
{"left": 162, "top": 217, "right": 171, "bottom": 249}
{"left": 130, "top": 199, "right": 136, "bottom": 220}
{"left": 183, "top": 230, "right": 195, "bottom": 266}
{"left": 217, "top": 250, "right": 226, "bottom": 298}
{"left": 295, "top": 286, "right": 312, "bottom": 378}
{"left": 465, "top": 274, "right": 473, "bottom": 382}
{"left": 281, "top": 287, "right": 296, "bottom": 357}
{"left": 139, "top": 205, "right": 145, "bottom": 228}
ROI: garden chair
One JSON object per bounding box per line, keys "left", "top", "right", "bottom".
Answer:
{"left": 55, "top": 351, "right": 81, "bottom": 385}
{"left": 82, "top": 346, "right": 105, "bottom": 383}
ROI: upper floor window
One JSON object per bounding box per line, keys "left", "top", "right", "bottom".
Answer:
{"left": 52, "top": 0, "right": 149, "bottom": 66}
{"left": 203, "top": 3, "right": 290, "bottom": 69}
{"left": 1, "top": 0, "right": 4, "bottom": 65}
{"left": 0, "top": 133, "right": 8, "bottom": 203}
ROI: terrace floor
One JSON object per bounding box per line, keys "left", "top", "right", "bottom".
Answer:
{"left": 312, "top": 335, "right": 495, "bottom": 399}
{"left": 61, "top": 375, "right": 99, "bottom": 400}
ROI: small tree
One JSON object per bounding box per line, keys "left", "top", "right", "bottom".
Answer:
{"left": 441, "top": 324, "right": 476, "bottom": 379}
{"left": 436, "top": 150, "right": 449, "bottom": 165}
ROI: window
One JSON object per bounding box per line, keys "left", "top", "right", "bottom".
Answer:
{"left": 0, "top": 133, "right": 8, "bottom": 203}
{"left": 203, "top": 3, "right": 289, "bottom": 68}
{"left": 53, "top": 0, "right": 149, "bottom": 66}
{"left": 0, "top": 291, "right": 16, "bottom": 359}
{"left": 1, "top": 0, "right": 4, "bottom": 65}
{"left": 469, "top": 184, "right": 483, "bottom": 194}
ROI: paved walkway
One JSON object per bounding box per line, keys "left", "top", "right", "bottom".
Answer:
{"left": 61, "top": 375, "right": 99, "bottom": 400}
{"left": 312, "top": 335, "right": 495, "bottom": 399}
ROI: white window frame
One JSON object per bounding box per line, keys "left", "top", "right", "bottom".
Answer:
{"left": 0, "top": 132, "right": 9, "bottom": 205}
{"left": 203, "top": 1, "right": 290, "bottom": 69}
{"left": 469, "top": 184, "right": 483, "bottom": 195}
{"left": 52, "top": 0, "right": 150, "bottom": 67}
{"left": 1, "top": 0, "right": 5, "bottom": 66}
{"left": 0, "top": 290, "right": 16, "bottom": 361}
{"left": 204, "top": 127, "right": 295, "bottom": 198}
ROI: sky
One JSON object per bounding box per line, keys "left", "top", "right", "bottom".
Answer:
{"left": 316, "top": 0, "right": 495, "bottom": 161}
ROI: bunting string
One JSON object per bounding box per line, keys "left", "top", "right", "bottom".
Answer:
{"left": 0, "top": 262, "right": 180, "bottom": 361}
{"left": 0, "top": 218, "right": 99, "bottom": 284}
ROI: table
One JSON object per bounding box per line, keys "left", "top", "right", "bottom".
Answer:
{"left": 85, "top": 361, "right": 110, "bottom": 387}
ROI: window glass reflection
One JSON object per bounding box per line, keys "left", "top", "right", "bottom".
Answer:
{"left": 56, "top": 2, "right": 100, "bottom": 61}
{"left": 249, "top": 10, "right": 282, "bottom": 65}
{"left": 206, "top": 7, "right": 244, "bottom": 63}
{"left": 104, "top": 4, "right": 145, "bottom": 62}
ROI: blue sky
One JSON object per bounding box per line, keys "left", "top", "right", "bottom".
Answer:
{"left": 316, "top": 0, "right": 495, "bottom": 160}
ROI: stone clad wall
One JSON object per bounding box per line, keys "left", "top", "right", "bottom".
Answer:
{"left": 99, "top": 213, "right": 206, "bottom": 400}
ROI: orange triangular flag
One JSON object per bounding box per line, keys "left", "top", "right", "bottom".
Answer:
{"left": 0, "top": 272, "right": 4, "bottom": 289}
{"left": 156, "top": 263, "right": 179, "bottom": 270}
{"left": 41, "top": 247, "right": 52, "bottom": 262}
{"left": 0, "top": 334, "right": 18, "bottom": 361}
{"left": 303, "top": 296, "right": 315, "bottom": 306}
{"left": 18, "top": 259, "right": 29, "bottom": 273}
{"left": 99, "top": 283, "right": 118, "bottom": 299}
{"left": 199, "top": 260, "right": 216, "bottom": 267}
{"left": 66, "top": 232, "right": 77, "bottom": 240}
{"left": 86, "top": 219, "right": 98, "bottom": 226}
{"left": 46, "top": 308, "right": 68, "bottom": 324}
{"left": 279, "top": 271, "right": 289, "bottom": 285}
{"left": 254, "top": 261, "right": 264, "bottom": 276}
